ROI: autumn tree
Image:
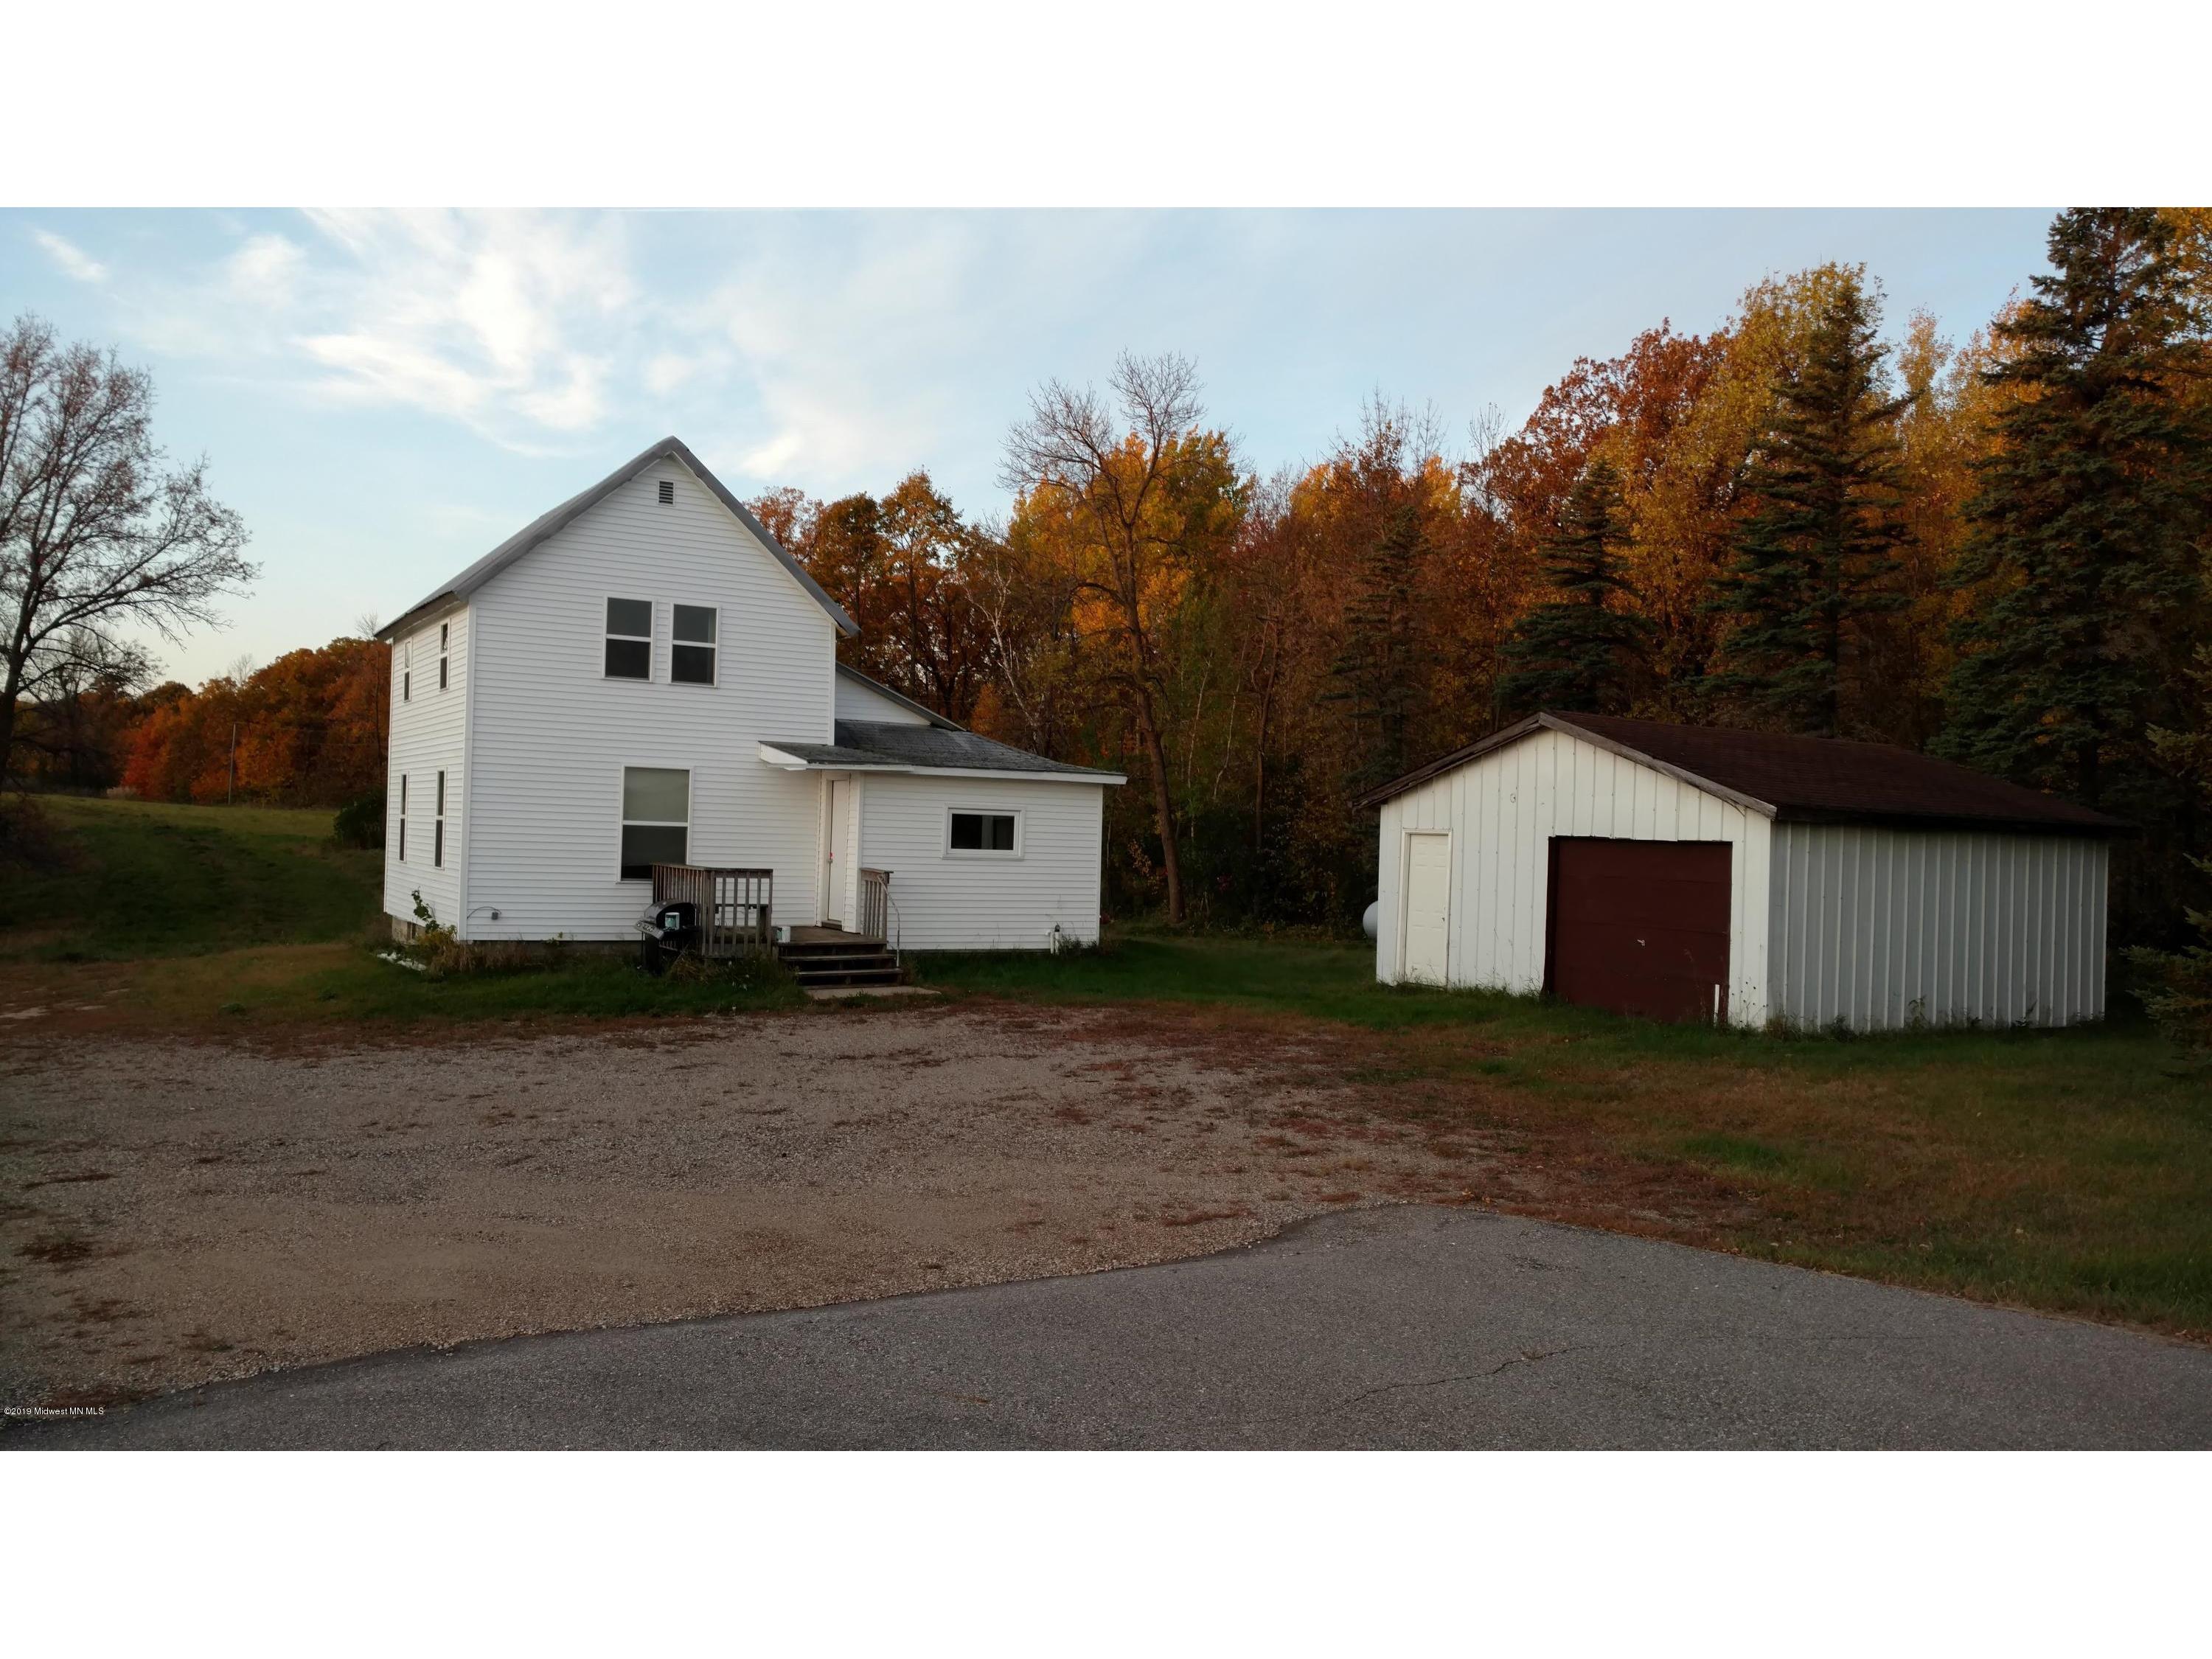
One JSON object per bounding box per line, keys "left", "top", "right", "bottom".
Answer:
{"left": 1002, "top": 352, "right": 1245, "bottom": 924}
{"left": 793, "top": 474, "right": 992, "bottom": 724}
{"left": 1, "top": 316, "right": 254, "bottom": 786}
{"left": 1709, "top": 271, "right": 1910, "bottom": 736}
{"left": 1500, "top": 456, "right": 1646, "bottom": 715}
{"left": 1482, "top": 322, "right": 1731, "bottom": 714}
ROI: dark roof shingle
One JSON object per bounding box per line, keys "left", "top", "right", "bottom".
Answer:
{"left": 1358, "top": 711, "right": 2130, "bottom": 835}
{"left": 765, "top": 721, "right": 1121, "bottom": 781}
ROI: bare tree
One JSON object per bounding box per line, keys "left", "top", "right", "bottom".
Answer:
{"left": 1002, "top": 351, "right": 1228, "bottom": 924}
{"left": 1, "top": 316, "right": 254, "bottom": 785}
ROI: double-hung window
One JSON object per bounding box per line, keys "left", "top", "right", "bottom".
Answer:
{"left": 401, "top": 645, "right": 411, "bottom": 703}
{"left": 439, "top": 622, "right": 450, "bottom": 690}
{"left": 605, "top": 598, "right": 652, "bottom": 680}
{"left": 397, "top": 775, "right": 407, "bottom": 861}
{"left": 947, "top": 809, "right": 1020, "bottom": 857}
{"left": 434, "top": 771, "right": 446, "bottom": 868}
{"left": 621, "top": 767, "right": 690, "bottom": 880}
{"left": 671, "top": 605, "right": 717, "bottom": 685}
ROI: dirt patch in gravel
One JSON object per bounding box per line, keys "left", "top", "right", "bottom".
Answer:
{"left": 0, "top": 1005, "right": 1489, "bottom": 1405}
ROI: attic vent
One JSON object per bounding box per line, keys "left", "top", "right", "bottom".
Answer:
{"left": 656, "top": 479, "right": 675, "bottom": 505}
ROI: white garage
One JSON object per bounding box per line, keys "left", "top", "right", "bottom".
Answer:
{"left": 1360, "top": 712, "right": 2126, "bottom": 1030}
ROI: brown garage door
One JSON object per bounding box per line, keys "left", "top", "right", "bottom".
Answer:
{"left": 1545, "top": 838, "right": 1731, "bottom": 1024}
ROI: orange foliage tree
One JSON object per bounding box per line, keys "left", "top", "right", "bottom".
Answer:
{"left": 122, "top": 635, "right": 389, "bottom": 806}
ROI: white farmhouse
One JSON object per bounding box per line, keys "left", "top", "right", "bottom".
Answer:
{"left": 375, "top": 437, "right": 1121, "bottom": 975}
{"left": 1362, "top": 712, "right": 2127, "bottom": 1031}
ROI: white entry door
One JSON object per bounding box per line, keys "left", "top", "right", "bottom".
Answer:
{"left": 824, "top": 780, "right": 848, "bottom": 925}
{"left": 1400, "top": 832, "right": 1451, "bottom": 984}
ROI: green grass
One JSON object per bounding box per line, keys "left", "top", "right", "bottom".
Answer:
{"left": 1, "top": 795, "right": 382, "bottom": 960}
{"left": 0, "top": 796, "right": 801, "bottom": 1019}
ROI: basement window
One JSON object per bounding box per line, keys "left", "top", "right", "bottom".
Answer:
{"left": 671, "top": 604, "right": 717, "bottom": 685}
{"left": 620, "top": 766, "right": 690, "bottom": 880}
{"left": 605, "top": 597, "right": 652, "bottom": 680}
{"left": 946, "top": 809, "right": 1020, "bottom": 858}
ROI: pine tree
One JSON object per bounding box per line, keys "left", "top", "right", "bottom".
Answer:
{"left": 1940, "top": 209, "right": 2212, "bottom": 823}
{"left": 1499, "top": 457, "right": 1646, "bottom": 714}
{"left": 1327, "top": 499, "right": 1427, "bottom": 792}
{"left": 1710, "top": 272, "right": 1910, "bottom": 736}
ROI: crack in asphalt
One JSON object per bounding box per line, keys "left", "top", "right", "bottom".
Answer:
{"left": 1342, "top": 1344, "right": 1593, "bottom": 1407}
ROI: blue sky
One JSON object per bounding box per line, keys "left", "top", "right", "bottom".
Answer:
{"left": 4, "top": 209, "right": 2056, "bottom": 686}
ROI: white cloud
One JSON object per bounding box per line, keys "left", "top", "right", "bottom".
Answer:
{"left": 643, "top": 352, "right": 700, "bottom": 396}
{"left": 226, "top": 233, "right": 303, "bottom": 303}
{"left": 32, "top": 228, "right": 107, "bottom": 283}
{"left": 60, "top": 208, "right": 1166, "bottom": 493}
{"left": 276, "top": 209, "right": 638, "bottom": 444}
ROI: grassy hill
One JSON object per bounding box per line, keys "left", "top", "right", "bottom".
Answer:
{"left": 1, "top": 796, "right": 383, "bottom": 961}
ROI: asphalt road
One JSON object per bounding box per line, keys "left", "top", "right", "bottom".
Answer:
{"left": 11, "top": 1206, "right": 2211, "bottom": 1449}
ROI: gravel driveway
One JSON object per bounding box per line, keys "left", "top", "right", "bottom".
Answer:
{"left": 1, "top": 1006, "right": 1480, "bottom": 1406}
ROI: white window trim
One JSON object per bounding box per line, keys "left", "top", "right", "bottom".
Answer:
{"left": 669, "top": 602, "right": 719, "bottom": 689}
{"left": 619, "top": 765, "right": 692, "bottom": 882}
{"left": 433, "top": 769, "right": 447, "bottom": 869}
{"left": 397, "top": 773, "right": 407, "bottom": 863}
{"left": 438, "top": 622, "right": 450, "bottom": 692}
{"left": 943, "top": 805, "right": 1024, "bottom": 860}
{"left": 604, "top": 596, "right": 654, "bottom": 682}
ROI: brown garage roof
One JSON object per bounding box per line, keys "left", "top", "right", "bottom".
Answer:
{"left": 1357, "top": 712, "right": 2132, "bottom": 835}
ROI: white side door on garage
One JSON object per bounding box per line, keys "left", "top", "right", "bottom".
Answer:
{"left": 1400, "top": 831, "right": 1452, "bottom": 984}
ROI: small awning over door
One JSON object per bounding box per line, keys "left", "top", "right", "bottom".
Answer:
{"left": 1545, "top": 838, "right": 1731, "bottom": 1024}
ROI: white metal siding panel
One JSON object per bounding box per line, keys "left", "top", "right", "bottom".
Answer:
{"left": 1765, "top": 824, "right": 2106, "bottom": 1030}
{"left": 459, "top": 460, "right": 837, "bottom": 942}
{"left": 832, "top": 675, "right": 931, "bottom": 725}
{"left": 383, "top": 605, "right": 469, "bottom": 930}
{"left": 1372, "top": 727, "right": 1773, "bottom": 1023}
{"left": 858, "top": 774, "right": 1104, "bottom": 950}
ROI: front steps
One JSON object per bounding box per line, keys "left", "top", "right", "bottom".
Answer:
{"left": 778, "top": 933, "right": 902, "bottom": 990}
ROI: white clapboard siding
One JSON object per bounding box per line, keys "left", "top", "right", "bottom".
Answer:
{"left": 1766, "top": 824, "right": 2107, "bottom": 1030}
{"left": 457, "top": 459, "right": 838, "bottom": 942}
{"left": 383, "top": 605, "right": 470, "bottom": 930}
{"left": 857, "top": 773, "right": 1105, "bottom": 950}
{"left": 1374, "top": 724, "right": 1775, "bottom": 1023}
{"left": 834, "top": 673, "right": 930, "bottom": 725}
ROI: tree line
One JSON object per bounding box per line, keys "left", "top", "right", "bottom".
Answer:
{"left": 762, "top": 208, "right": 2212, "bottom": 946}
{"left": 9, "top": 208, "right": 2208, "bottom": 954}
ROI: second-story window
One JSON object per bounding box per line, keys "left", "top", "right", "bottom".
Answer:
{"left": 605, "top": 598, "right": 651, "bottom": 680}
{"left": 402, "top": 644, "right": 411, "bottom": 703}
{"left": 439, "top": 622, "right": 450, "bottom": 690}
{"left": 672, "top": 605, "right": 717, "bottom": 685}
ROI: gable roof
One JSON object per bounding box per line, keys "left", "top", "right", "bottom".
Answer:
{"left": 1357, "top": 711, "right": 2132, "bottom": 836}
{"left": 761, "top": 720, "right": 1124, "bottom": 784}
{"left": 376, "top": 437, "right": 858, "bottom": 641}
{"left": 835, "top": 663, "right": 964, "bottom": 731}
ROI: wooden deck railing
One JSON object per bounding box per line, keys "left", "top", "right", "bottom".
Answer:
{"left": 858, "top": 867, "right": 891, "bottom": 946}
{"left": 651, "top": 864, "right": 774, "bottom": 956}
